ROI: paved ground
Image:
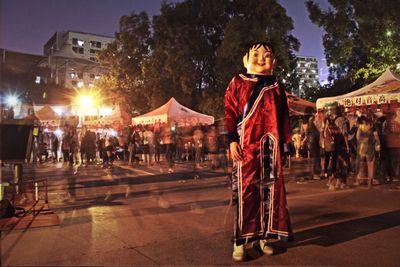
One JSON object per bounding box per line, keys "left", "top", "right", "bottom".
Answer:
{"left": 1, "top": 158, "right": 399, "bottom": 266}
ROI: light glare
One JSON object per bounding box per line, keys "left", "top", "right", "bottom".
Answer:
{"left": 80, "top": 95, "right": 93, "bottom": 107}
{"left": 6, "top": 95, "right": 18, "bottom": 107}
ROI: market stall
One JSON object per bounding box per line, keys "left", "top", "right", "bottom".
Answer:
{"left": 316, "top": 69, "right": 400, "bottom": 113}
{"left": 35, "top": 105, "right": 61, "bottom": 129}
{"left": 315, "top": 69, "right": 400, "bottom": 148}
{"left": 132, "top": 97, "right": 215, "bottom": 126}
{"left": 83, "top": 105, "right": 132, "bottom": 130}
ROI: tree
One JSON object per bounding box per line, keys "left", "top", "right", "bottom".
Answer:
{"left": 306, "top": 0, "right": 400, "bottom": 86}
{"left": 216, "top": 0, "right": 300, "bottom": 94}
{"left": 355, "top": 36, "right": 400, "bottom": 80}
{"left": 302, "top": 84, "right": 319, "bottom": 102}
{"left": 97, "top": 11, "right": 151, "bottom": 114}
{"left": 145, "top": 0, "right": 231, "bottom": 113}
{"left": 98, "top": 0, "right": 300, "bottom": 118}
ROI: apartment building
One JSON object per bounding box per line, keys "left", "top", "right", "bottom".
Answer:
{"left": 295, "top": 56, "right": 319, "bottom": 96}
{"left": 42, "top": 31, "right": 114, "bottom": 88}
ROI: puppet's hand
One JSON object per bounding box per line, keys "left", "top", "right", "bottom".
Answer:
{"left": 230, "top": 142, "right": 243, "bottom": 162}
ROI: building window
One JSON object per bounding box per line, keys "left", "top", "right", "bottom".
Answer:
{"left": 90, "top": 41, "right": 101, "bottom": 48}
{"left": 89, "top": 57, "right": 97, "bottom": 62}
{"left": 77, "top": 72, "right": 83, "bottom": 79}
{"left": 72, "top": 47, "right": 84, "bottom": 54}
{"left": 90, "top": 49, "right": 97, "bottom": 54}
{"left": 89, "top": 73, "right": 95, "bottom": 79}
{"left": 72, "top": 38, "right": 85, "bottom": 46}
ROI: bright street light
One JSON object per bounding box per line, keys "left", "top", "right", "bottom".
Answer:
{"left": 6, "top": 95, "right": 18, "bottom": 107}
{"left": 79, "top": 95, "right": 94, "bottom": 108}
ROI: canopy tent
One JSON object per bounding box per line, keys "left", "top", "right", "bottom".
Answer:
{"left": 83, "top": 105, "right": 132, "bottom": 129}
{"left": 97, "top": 105, "right": 131, "bottom": 125}
{"left": 286, "top": 92, "right": 316, "bottom": 116}
{"left": 35, "top": 105, "right": 61, "bottom": 127}
{"left": 316, "top": 69, "right": 400, "bottom": 111}
{"left": 132, "top": 97, "right": 215, "bottom": 126}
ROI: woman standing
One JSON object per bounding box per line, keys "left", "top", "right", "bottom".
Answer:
{"left": 355, "top": 116, "right": 380, "bottom": 187}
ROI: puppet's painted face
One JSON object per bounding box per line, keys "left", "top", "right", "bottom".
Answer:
{"left": 243, "top": 45, "right": 275, "bottom": 75}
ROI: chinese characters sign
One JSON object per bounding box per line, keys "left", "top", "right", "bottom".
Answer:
{"left": 341, "top": 93, "right": 400, "bottom": 107}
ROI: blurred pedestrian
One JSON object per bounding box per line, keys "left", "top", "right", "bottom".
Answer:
{"left": 355, "top": 116, "right": 380, "bottom": 188}
{"left": 163, "top": 125, "right": 176, "bottom": 173}
{"left": 51, "top": 133, "right": 59, "bottom": 162}
{"left": 206, "top": 125, "right": 219, "bottom": 168}
{"left": 305, "top": 116, "right": 321, "bottom": 179}
{"left": 193, "top": 126, "right": 204, "bottom": 169}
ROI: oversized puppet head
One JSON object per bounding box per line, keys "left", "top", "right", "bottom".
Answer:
{"left": 243, "top": 42, "right": 276, "bottom": 76}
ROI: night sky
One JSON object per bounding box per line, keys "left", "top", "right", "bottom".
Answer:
{"left": 0, "top": 0, "right": 330, "bottom": 82}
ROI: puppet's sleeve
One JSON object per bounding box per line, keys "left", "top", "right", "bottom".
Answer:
{"left": 224, "top": 78, "right": 240, "bottom": 144}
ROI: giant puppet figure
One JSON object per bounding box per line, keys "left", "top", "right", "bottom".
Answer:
{"left": 224, "top": 42, "right": 293, "bottom": 261}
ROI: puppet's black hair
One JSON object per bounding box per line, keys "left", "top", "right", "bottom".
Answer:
{"left": 246, "top": 42, "right": 274, "bottom": 60}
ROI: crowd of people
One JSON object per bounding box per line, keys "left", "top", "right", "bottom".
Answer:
{"left": 292, "top": 107, "right": 400, "bottom": 190}
{"left": 32, "top": 106, "right": 400, "bottom": 192}
{"left": 34, "top": 122, "right": 229, "bottom": 172}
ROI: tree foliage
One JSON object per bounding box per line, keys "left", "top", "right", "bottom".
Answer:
{"left": 306, "top": 0, "right": 400, "bottom": 87}
{"left": 97, "top": 11, "right": 151, "bottom": 114}
{"left": 98, "top": 0, "right": 300, "bottom": 118}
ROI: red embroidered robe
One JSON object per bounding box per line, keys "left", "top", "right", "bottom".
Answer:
{"left": 224, "top": 74, "right": 293, "bottom": 244}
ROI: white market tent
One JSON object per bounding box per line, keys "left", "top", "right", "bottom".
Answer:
{"left": 83, "top": 105, "right": 132, "bottom": 128}
{"left": 35, "top": 105, "right": 61, "bottom": 127}
{"left": 132, "top": 97, "right": 215, "bottom": 126}
{"left": 316, "top": 69, "right": 400, "bottom": 110}
{"left": 96, "top": 105, "right": 131, "bottom": 125}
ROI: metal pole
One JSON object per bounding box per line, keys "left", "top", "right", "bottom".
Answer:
{"left": 34, "top": 182, "right": 39, "bottom": 202}
{"left": 45, "top": 179, "right": 48, "bottom": 204}
{"left": 13, "top": 164, "right": 23, "bottom": 195}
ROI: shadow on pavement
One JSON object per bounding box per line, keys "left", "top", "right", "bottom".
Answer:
{"left": 52, "top": 169, "right": 226, "bottom": 190}
{"left": 52, "top": 181, "right": 229, "bottom": 212}
{"left": 292, "top": 209, "right": 400, "bottom": 247}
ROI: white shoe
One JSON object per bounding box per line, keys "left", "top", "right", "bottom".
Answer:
{"left": 313, "top": 175, "right": 321, "bottom": 180}
{"left": 232, "top": 243, "right": 245, "bottom": 261}
{"left": 259, "top": 239, "right": 274, "bottom": 255}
